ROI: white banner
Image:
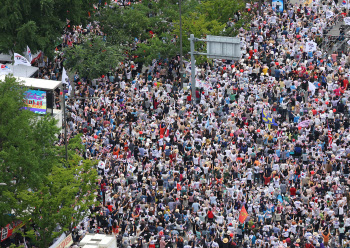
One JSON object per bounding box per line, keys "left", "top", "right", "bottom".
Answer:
{"left": 344, "top": 17, "right": 350, "bottom": 25}
{"left": 305, "top": 41, "right": 317, "bottom": 52}
{"left": 14, "top": 53, "right": 31, "bottom": 66}
{"left": 326, "top": 11, "right": 334, "bottom": 19}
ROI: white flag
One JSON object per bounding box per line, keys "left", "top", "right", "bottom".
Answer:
{"left": 68, "top": 84, "right": 72, "bottom": 96}
{"left": 27, "top": 46, "right": 32, "bottom": 63}
{"left": 345, "top": 17, "right": 350, "bottom": 25}
{"left": 326, "top": 11, "right": 334, "bottom": 19}
{"left": 62, "top": 67, "right": 70, "bottom": 86}
{"left": 14, "top": 53, "right": 31, "bottom": 66}
{"left": 0, "top": 64, "right": 11, "bottom": 74}
{"left": 308, "top": 82, "right": 316, "bottom": 96}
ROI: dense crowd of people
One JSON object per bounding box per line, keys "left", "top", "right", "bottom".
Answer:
{"left": 51, "top": 0, "right": 350, "bottom": 247}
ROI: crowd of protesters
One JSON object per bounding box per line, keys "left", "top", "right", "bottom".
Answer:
{"left": 48, "top": 0, "right": 350, "bottom": 247}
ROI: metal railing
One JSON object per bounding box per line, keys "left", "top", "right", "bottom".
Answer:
{"left": 321, "top": 14, "right": 350, "bottom": 54}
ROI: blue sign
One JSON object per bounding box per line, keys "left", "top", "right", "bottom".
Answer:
{"left": 272, "top": 0, "right": 284, "bottom": 12}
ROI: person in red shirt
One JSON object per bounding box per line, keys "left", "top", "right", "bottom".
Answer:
{"left": 159, "top": 124, "right": 166, "bottom": 137}
{"left": 106, "top": 202, "right": 113, "bottom": 212}
{"left": 195, "top": 90, "right": 200, "bottom": 103}
{"left": 187, "top": 94, "right": 192, "bottom": 103}
{"left": 263, "top": 173, "right": 271, "bottom": 185}
{"left": 112, "top": 222, "right": 119, "bottom": 236}
{"left": 290, "top": 185, "right": 296, "bottom": 196}
{"left": 207, "top": 208, "right": 215, "bottom": 222}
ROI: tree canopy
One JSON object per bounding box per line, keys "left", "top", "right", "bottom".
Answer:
{"left": 0, "top": 76, "right": 98, "bottom": 247}
{"left": 0, "top": 0, "right": 98, "bottom": 57}
{"left": 0, "top": 76, "right": 59, "bottom": 226}
{"left": 95, "top": 0, "right": 248, "bottom": 64}
{"left": 63, "top": 35, "right": 124, "bottom": 80}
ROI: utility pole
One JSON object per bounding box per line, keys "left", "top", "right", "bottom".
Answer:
{"left": 188, "top": 34, "right": 241, "bottom": 105}
{"left": 179, "top": 0, "right": 185, "bottom": 88}
{"left": 258, "top": 0, "right": 262, "bottom": 16}
{"left": 61, "top": 89, "right": 68, "bottom": 161}
{"left": 61, "top": 95, "right": 99, "bottom": 161}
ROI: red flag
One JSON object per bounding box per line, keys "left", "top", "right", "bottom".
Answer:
{"left": 239, "top": 206, "right": 248, "bottom": 223}
{"left": 31, "top": 51, "right": 42, "bottom": 64}
{"left": 328, "top": 124, "right": 332, "bottom": 148}
{"left": 176, "top": 183, "right": 182, "bottom": 191}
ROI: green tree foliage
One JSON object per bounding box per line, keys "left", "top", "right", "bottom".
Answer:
{"left": 0, "top": 76, "right": 59, "bottom": 226}
{"left": 0, "top": 0, "right": 99, "bottom": 57}
{"left": 98, "top": 5, "right": 154, "bottom": 45}
{"left": 133, "top": 36, "right": 179, "bottom": 65}
{"left": 96, "top": 0, "right": 246, "bottom": 64}
{"left": 17, "top": 152, "right": 98, "bottom": 248}
{"left": 199, "top": 0, "right": 245, "bottom": 24}
{"left": 0, "top": 76, "right": 98, "bottom": 247}
{"left": 63, "top": 35, "right": 124, "bottom": 80}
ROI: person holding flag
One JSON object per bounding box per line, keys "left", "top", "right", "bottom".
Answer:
{"left": 262, "top": 109, "right": 278, "bottom": 126}
{"left": 239, "top": 205, "right": 249, "bottom": 224}
{"left": 328, "top": 123, "right": 333, "bottom": 148}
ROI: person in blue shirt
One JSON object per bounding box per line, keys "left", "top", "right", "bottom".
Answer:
{"left": 275, "top": 67, "right": 281, "bottom": 81}
{"left": 294, "top": 115, "right": 300, "bottom": 123}
{"left": 290, "top": 83, "right": 297, "bottom": 91}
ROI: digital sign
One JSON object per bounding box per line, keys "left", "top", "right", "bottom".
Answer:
{"left": 272, "top": 0, "right": 284, "bottom": 12}
{"left": 23, "top": 90, "right": 47, "bottom": 114}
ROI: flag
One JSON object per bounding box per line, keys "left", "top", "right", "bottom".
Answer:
{"left": 205, "top": 118, "right": 210, "bottom": 129}
{"left": 62, "top": 67, "right": 70, "bottom": 86}
{"left": 262, "top": 110, "right": 278, "bottom": 126}
{"left": 13, "top": 53, "right": 31, "bottom": 66}
{"left": 31, "top": 51, "right": 42, "bottom": 64}
{"left": 68, "top": 84, "right": 72, "bottom": 96}
{"left": 127, "top": 163, "right": 135, "bottom": 173}
{"left": 328, "top": 124, "right": 332, "bottom": 148}
{"left": 176, "top": 183, "right": 182, "bottom": 191}
{"left": 165, "top": 128, "right": 170, "bottom": 137}
{"left": 308, "top": 82, "right": 316, "bottom": 96}
{"left": 0, "top": 64, "right": 11, "bottom": 74}
{"left": 239, "top": 205, "right": 248, "bottom": 223}
{"left": 27, "top": 46, "right": 32, "bottom": 63}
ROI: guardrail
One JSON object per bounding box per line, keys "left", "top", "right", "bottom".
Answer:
{"left": 321, "top": 14, "right": 350, "bottom": 54}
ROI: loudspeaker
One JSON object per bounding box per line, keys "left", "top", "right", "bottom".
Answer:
{"left": 46, "top": 91, "right": 54, "bottom": 109}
